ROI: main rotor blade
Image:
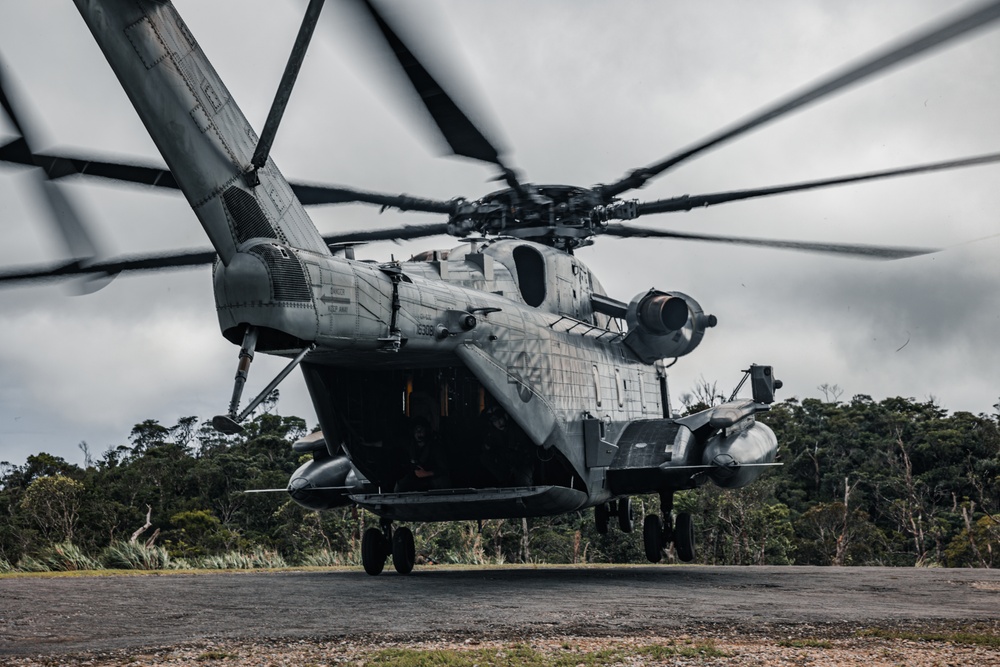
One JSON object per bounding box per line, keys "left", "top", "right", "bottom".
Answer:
{"left": 0, "top": 144, "right": 459, "bottom": 213}
{"left": 0, "top": 248, "right": 218, "bottom": 285}
{"left": 0, "top": 224, "right": 453, "bottom": 286}
{"left": 0, "top": 144, "right": 181, "bottom": 188}
{"left": 604, "top": 225, "right": 936, "bottom": 260}
{"left": 293, "top": 182, "right": 457, "bottom": 213}
{"left": 636, "top": 151, "right": 1000, "bottom": 215}
{"left": 600, "top": 0, "right": 1000, "bottom": 198}
{"left": 321, "top": 222, "right": 450, "bottom": 245}
{"left": 352, "top": 0, "right": 522, "bottom": 191}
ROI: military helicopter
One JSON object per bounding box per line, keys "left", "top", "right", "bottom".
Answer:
{"left": 2, "top": 0, "right": 999, "bottom": 575}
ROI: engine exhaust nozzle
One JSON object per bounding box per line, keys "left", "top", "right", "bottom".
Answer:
{"left": 639, "top": 294, "right": 690, "bottom": 333}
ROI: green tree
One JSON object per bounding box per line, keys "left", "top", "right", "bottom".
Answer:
{"left": 944, "top": 504, "right": 999, "bottom": 568}
{"left": 678, "top": 483, "right": 794, "bottom": 566}
{"left": 794, "top": 502, "right": 888, "bottom": 565}
{"left": 163, "top": 509, "right": 236, "bottom": 557}
{"left": 19, "top": 475, "right": 85, "bottom": 544}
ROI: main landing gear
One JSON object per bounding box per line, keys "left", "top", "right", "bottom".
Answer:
{"left": 212, "top": 325, "right": 315, "bottom": 434}
{"left": 594, "top": 496, "right": 635, "bottom": 535}
{"left": 642, "top": 490, "right": 695, "bottom": 563}
{"left": 362, "top": 519, "right": 416, "bottom": 576}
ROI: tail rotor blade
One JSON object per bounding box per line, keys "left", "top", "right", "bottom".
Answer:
{"left": 0, "top": 60, "right": 29, "bottom": 139}
{"left": 38, "top": 178, "right": 100, "bottom": 260}
{"left": 1, "top": 54, "right": 103, "bottom": 266}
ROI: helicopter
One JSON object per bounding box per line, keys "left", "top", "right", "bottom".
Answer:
{"left": 2, "top": 0, "right": 999, "bottom": 575}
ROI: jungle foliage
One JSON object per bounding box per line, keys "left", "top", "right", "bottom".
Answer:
{"left": 1, "top": 393, "right": 998, "bottom": 571}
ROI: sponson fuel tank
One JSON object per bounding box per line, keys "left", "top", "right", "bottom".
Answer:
{"left": 702, "top": 420, "right": 778, "bottom": 488}
{"left": 286, "top": 432, "right": 367, "bottom": 510}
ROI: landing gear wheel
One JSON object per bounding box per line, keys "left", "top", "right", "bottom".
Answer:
{"left": 674, "top": 512, "right": 695, "bottom": 563}
{"left": 618, "top": 496, "right": 634, "bottom": 533}
{"left": 392, "top": 526, "right": 416, "bottom": 575}
{"left": 594, "top": 503, "right": 610, "bottom": 535}
{"left": 643, "top": 514, "right": 663, "bottom": 563}
{"left": 361, "top": 527, "right": 387, "bottom": 576}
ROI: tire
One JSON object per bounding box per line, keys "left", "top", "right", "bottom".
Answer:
{"left": 594, "top": 503, "right": 610, "bottom": 535}
{"left": 643, "top": 514, "right": 663, "bottom": 563}
{"left": 361, "top": 527, "right": 386, "bottom": 576}
{"left": 617, "top": 496, "right": 634, "bottom": 533}
{"left": 674, "top": 512, "right": 695, "bottom": 563}
{"left": 392, "top": 526, "right": 416, "bottom": 575}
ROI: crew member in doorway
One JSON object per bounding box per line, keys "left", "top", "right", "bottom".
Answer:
{"left": 479, "top": 406, "right": 535, "bottom": 487}
{"left": 395, "top": 418, "right": 451, "bottom": 492}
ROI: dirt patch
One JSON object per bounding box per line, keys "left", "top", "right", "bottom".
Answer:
{"left": 3, "top": 629, "right": 1000, "bottom": 666}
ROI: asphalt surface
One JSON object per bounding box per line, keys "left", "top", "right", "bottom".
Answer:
{"left": 2, "top": 565, "right": 999, "bottom": 657}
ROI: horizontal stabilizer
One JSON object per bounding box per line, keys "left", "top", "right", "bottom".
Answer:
{"left": 244, "top": 486, "right": 353, "bottom": 494}
{"left": 667, "top": 462, "right": 783, "bottom": 470}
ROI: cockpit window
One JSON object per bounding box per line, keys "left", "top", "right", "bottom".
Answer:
{"left": 513, "top": 245, "right": 546, "bottom": 307}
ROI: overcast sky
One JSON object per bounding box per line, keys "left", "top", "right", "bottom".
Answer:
{"left": 1, "top": 0, "right": 999, "bottom": 470}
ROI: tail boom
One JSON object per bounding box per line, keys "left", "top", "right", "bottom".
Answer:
{"left": 72, "top": 0, "right": 329, "bottom": 264}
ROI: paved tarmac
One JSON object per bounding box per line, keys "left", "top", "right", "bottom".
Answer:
{"left": 2, "top": 565, "right": 999, "bottom": 657}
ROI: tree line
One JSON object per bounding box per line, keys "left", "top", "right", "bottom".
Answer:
{"left": 1, "top": 392, "right": 997, "bottom": 572}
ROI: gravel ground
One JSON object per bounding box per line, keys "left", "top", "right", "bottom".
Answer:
{"left": 2, "top": 565, "right": 999, "bottom": 665}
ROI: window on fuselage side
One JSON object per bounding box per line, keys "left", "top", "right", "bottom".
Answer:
{"left": 593, "top": 365, "right": 602, "bottom": 407}
{"left": 615, "top": 368, "right": 624, "bottom": 408}
{"left": 513, "top": 245, "right": 546, "bottom": 307}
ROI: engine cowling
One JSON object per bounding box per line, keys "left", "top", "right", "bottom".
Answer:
{"left": 623, "top": 289, "right": 717, "bottom": 362}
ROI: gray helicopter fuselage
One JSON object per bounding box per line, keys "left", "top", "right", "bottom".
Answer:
{"left": 73, "top": 0, "right": 777, "bottom": 523}
{"left": 213, "top": 235, "right": 669, "bottom": 500}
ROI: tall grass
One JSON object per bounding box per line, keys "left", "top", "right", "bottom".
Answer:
{"left": 101, "top": 540, "right": 173, "bottom": 570}
{"left": 169, "top": 557, "right": 195, "bottom": 570}
{"left": 39, "top": 542, "right": 101, "bottom": 571}
{"left": 301, "top": 548, "right": 358, "bottom": 567}
{"left": 197, "top": 547, "right": 287, "bottom": 569}
{"left": 0, "top": 545, "right": 378, "bottom": 573}
{"left": 15, "top": 555, "right": 51, "bottom": 572}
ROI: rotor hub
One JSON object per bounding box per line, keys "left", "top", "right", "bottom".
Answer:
{"left": 448, "top": 184, "right": 637, "bottom": 249}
